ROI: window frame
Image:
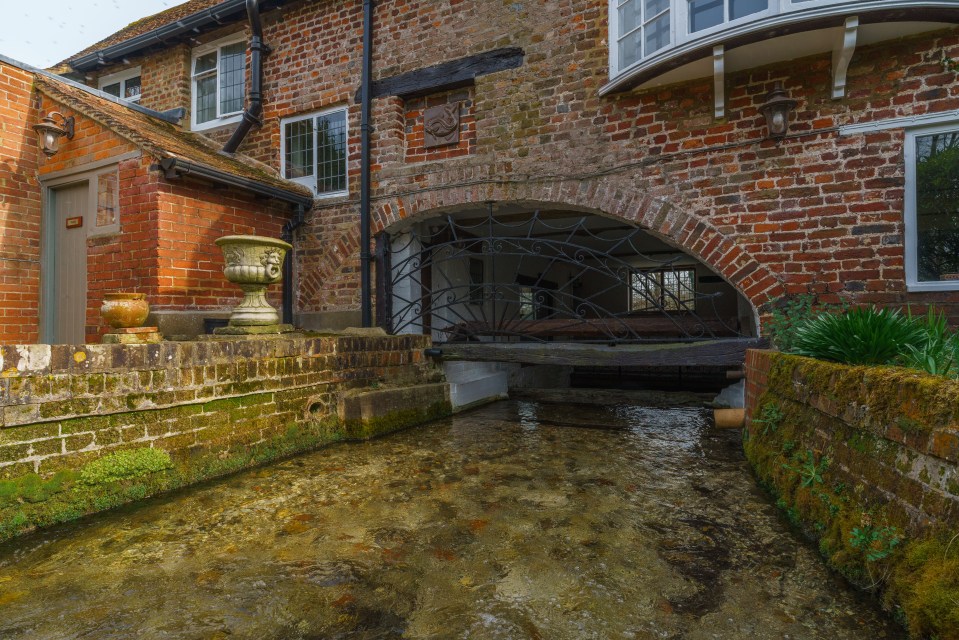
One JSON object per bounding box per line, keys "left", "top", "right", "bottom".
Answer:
{"left": 89, "top": 166, "right": 121, "bottom": 237}
{"left": 904, "top": 119, "right": 959, "bottom": 292}
{"left": 629, "top": 267, "right": 698, "bottom": 312}
{"left": 98, "top": 67, "right": 142, "bottom": 103}
{"left": 608, "top": 0, "right": 861, "bottom": 80}
{"left": 190, "top": 35, "right": 247, "bottom": 131}
{"left": 279, "top": 106, "right": 350, "bottom": 199}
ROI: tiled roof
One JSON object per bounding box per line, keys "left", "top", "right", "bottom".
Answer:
{"left": 34, "top": 74, "right": 312, "bottom": 201}
{"left": 60, "top": 0, "right": 228, "bottom": 66}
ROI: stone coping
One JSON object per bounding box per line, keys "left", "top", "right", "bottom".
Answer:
{"left": 0, "top": 334, "right": 430, "bottom": 378}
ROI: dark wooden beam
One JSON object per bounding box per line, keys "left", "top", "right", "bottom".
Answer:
{"left": 435, "top": 338, "right": 768, "bottom": 368}
{"left": 357, "top": 47, "right": 525, "bottom": 102}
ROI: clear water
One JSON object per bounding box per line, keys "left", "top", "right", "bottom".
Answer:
{"left": 0, "top": 400, "right": 903, "bottom": 639}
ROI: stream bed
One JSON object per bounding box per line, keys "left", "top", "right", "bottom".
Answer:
{"left": 0, "top": 400, "right": 903, "bottom": 639}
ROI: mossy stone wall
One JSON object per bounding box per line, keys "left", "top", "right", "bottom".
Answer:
{"left": 0, "top": 334, "right": 447, "bottom": 542}
{"left": 744, "top": 350, "right": 959, "bottom": 639}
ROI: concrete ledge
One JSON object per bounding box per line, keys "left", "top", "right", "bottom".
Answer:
{"left": 338, "top": 383, "right": 452, "bottom": 439}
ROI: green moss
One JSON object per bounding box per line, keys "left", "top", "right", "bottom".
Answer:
{"left": 887, "top": 535, "right": 959, "bottom": 640}
{"left": 748, "top": 353, "right": 959, "bottom": 639}
{"left": 342, "top": 400, "right": 452, "bottom": 441}
{"left": 79, "top": 448, "right": 173, "bottom": 486}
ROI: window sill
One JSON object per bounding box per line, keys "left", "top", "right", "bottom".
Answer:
{"left": 192, "top": 114, "right": 242, "bottom": 132}
{"left": 906, "top": 281, "right": 959, "bottom": 293}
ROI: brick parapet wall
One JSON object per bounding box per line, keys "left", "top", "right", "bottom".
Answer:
{"left": 743, "top": 349, "right": 959, "bottom": 637}
{"left": 744, "top": 349, "right": 958, "bottom": 529}
{"left": 0, "top": 334, "right": 436, "bottom": 478}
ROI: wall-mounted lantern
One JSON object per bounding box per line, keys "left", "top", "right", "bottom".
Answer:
{"left": 32, "top": 111, "right": 75, "bottom": 157}
{"left": 759, "top": 82, "right": 798, "bottom": 140}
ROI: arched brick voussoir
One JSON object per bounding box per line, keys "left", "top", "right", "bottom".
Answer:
{"left": 373, "top": 178, "right": 785, "bottom": 314}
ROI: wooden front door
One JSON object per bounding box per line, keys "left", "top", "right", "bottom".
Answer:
{"left": 48, "top": 181, "right": 89, "bottom": 344}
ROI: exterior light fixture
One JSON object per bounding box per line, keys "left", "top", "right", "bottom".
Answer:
{"left": 32, "top": 111, "right": 75, "bottom": 157}
{"left": 759, "top": 82, "right": 798, "bottom": 140}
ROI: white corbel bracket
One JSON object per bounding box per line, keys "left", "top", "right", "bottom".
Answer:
{"left": 713, "top": 45, "right": 725, "bottom": 119}
{"left": 832, "top": 16, "right": 858, "bottom": 99}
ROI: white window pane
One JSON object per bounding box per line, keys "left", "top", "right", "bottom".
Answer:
{"left": 645, "top": 0, "right": 669, "bottom": 16}
{"left": 915, "top": 131, "right": 959, "bottom": 281}
{"left": 124, "top": 76, "right": 142, "bottom": 101}
{"left": 219, "top": 42, "right": 246, "bottom": 114}
{"left": 644, "top": 13, "right": 670, "bottom": 56}
{"left": 619, "top": 29, "right": 643, "bottom": 68}
{"left": 689, "top": 0, "right": 723, "bottom": 32}
{"left": 618, "top": 0, "right": 641, "bottom": 33}
{"left": 730, "top": 0, "right": 766, "bottom": 20}
{"left": 96, "top": 171, "right": 118, "bottom": 228}
{"left": 284, "top": 120, "right": 315, "bottom": 179}
{"left": 195, "top": 74, "right": 217, "bottom": 124}
{"left": 102, "top": 82, "right": 121, "bottom": 97}
{"left": 194, "top": 51, "right": 217, "bottom": 75}
{"left": 316, "top": 111, "right": 347, "bottom": 194}
{"left": 195, "top": 51, "right": 217, "bottom": 75}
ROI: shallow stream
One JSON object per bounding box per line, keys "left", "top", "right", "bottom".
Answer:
{"left": 0, "top": 400, "right": 903, "bottom": 639}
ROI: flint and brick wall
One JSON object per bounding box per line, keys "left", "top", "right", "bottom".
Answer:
{"left": 74, "top": 2, "right": 959, "bottom": 326}
{"left": 0, "top": 63, "right": 42, "bottom": 344}
{"left": 0, "top": 334, "right": 438, "bottom": 479}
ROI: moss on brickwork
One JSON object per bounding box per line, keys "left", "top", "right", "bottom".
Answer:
{"left": 342, "top": 400, "right": 452, "bottom": 441}
{"left": 747, "top": 353, "right": 959, "bottom": 640}
{"left": 0, "top": 396, "right": 447, "bottom": 543}
{"left": 79, "top": 448, "right": 173, "bottom": 485}
{"left": 766, "top": 354, "right": 959, "bottom": 439}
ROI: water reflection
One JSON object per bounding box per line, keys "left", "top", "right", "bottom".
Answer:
{"left": 0, "top": 401, "right": 902, "bottom": 639}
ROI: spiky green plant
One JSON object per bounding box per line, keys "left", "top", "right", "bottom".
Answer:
{"left": 791, "top": 306, "right": 926, "bottom": 366}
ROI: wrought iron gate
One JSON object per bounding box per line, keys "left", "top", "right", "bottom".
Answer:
{"left": 381, "top": 208, "right": 745, "bottom": 344}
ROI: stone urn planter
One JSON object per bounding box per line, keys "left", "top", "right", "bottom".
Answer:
{"left": 215, "top": 235, "right": 292, "bottom": 328}
{"left": 101, "top": 293, "right": 150, "bottom": 329}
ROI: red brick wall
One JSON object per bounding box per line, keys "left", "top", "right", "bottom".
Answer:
{"left": 74, "top": 1, "right": 959, "bottom": 325}
{"left": 35, "top": 96, "right": 290, "bottom": 342}
{"left": 0, "top": 64, "right": 43, "bottom": 343}
{"left": 153, "top": 179, "right": 287, "bottom": 311}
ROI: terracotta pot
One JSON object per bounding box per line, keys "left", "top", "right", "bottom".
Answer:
{"left": 101, "top": 293, "right": 150, "bottom": 329}
{"left": 942, "top": 273, "right": 959, "bottom": 281}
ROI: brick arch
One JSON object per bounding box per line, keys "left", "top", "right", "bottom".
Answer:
{"left": 371, "top": 178, "right": 785, "bottom": 318}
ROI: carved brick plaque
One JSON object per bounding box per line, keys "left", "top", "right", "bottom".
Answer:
{"left": 424, "top": 103, "right": 460, "bottom": 148}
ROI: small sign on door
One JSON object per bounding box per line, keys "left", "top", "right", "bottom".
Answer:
{"left": 65, "top": 216, "right": 83, "bottom": 229}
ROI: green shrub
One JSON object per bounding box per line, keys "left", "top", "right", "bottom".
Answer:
{"left": 79, "top": 448, "right": 173, "bottom": 486}
{"left": 791, "top": 306, "right": 926, "bottom": 365}
{"left": 900, "top": 308, "right": 959, "bottom": 380}
{"left": 767, "top": 294, "right": 848, "bottom": 353}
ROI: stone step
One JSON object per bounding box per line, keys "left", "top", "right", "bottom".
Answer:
{"left": 443, "top": 360, "right": 501, "bottom": 383}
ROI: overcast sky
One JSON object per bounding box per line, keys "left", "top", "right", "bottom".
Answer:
{"left": 0, "top": 0, "right": 193, "bottom": 69}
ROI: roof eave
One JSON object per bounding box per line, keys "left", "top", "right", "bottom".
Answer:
{"left": 69, "top": 0, "right": 250, "bottom": 72}
{"left": 158, "top": 157, "right": 315, "bottom": 208}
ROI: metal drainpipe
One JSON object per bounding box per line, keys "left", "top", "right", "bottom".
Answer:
{"left": 222, "top": 0, "right": 266, "bottom": 154}
{"left": 359, "top": 0, "right": 374, "bottom": 327}
{"left": 281, "top": 204, "right": 307, "bottom": 325}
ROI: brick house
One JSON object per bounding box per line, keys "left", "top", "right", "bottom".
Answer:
{"left": 3, "top": 0, "right": 959, "bottom": 344}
